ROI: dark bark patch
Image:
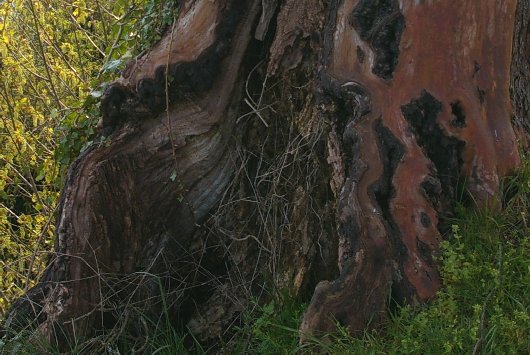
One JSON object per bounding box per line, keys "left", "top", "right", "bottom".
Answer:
{"left": 370, "top": 120, "right": 418, "bottom": 302}
{"left": 416, "top": 236, "right": 433, "bottom": 266}
{"left": 145, "top": 2, "right": 245, "bottom": 109}
{"left": 100, "top": 3, "right": 246, "bottom": 130}
{"left": 370, "top": 119, "right": 405, "bottom": 252}
{"left": 319, "top": 73, "right": 372, "bottom": 129}
{"left": 420, "top": 175, "right": 442, "bottom": 209}
{"left": 401, "top": 91, "right": 465, "bottom": 201}
{"left": 450, "top": 101, "right": 466, "bottom": 128}
{"left": 349, "top": 0, "right": 405, "bottom": 79}
{"left": 356, "top": 45, "right": 365, "bottom": 63}
{"left": 99, "top": 83, "right": 139, "bottom": 131}
{"left": 420, "top": 212, "right": 431, "bottom": 228}
{"left": 477, "top": 87, "right": 486, "bottom": 104}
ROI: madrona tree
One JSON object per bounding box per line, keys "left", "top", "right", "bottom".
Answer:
{"left": 3, "top": 0, "right": 528, "bottom": 348}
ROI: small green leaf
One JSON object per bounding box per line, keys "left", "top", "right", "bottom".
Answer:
{"left": 170, "top": 170, "right": 177, "bottom": 181}
{"left": 35, "top": 169, "right": 45, "bottom": 181}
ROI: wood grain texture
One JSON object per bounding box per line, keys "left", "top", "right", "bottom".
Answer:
{"left": 4, "top": 0, "right": 261, "bottom": 346}
{"left": 301, "top": 0, "right": 521, "bottom": 337}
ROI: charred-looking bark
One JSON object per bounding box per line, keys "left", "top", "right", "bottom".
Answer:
{"left": 370, "top": 120, "right": 417, "bottom": 303}
{"left": 99, "top": 2, "right": 246, "bottom": 131}
{"left": 3, "top": 0, "right": 526, "bottom": 349}
{"left": 401, "top": 91, "right": 466, "bottom": 206}
{"left": 349, "top": 0, "right": 405, "bottom": 79}
{"left": 301, "top": 0, "right": 521, "bottom": 338}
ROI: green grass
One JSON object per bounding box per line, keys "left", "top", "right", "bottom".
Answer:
{"left": 229, "top": 159, "right": 530, "bottom": 354}
{"left": 2, "top": 162, "right": 529, "bottom": 354}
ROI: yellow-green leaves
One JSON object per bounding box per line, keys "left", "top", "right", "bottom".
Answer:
{"left": 0, "top": 0, "right": 179, "bottom": 318}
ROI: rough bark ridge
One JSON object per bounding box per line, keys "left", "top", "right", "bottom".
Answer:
{"left": 3, "top": 0, "right": 526, "bottom": 348}
{"left": 4, "top": 0, "right": 263, "bottom": 345}
{"left": 301, "top": 0, "right": 522, "bottom": 336}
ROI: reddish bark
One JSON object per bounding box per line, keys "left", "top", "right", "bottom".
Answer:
{"left": 301, "top": 0, "right": 522, "bottom": 337}
{"left": 3, "top": 0, "right": 527, "bottom": 348}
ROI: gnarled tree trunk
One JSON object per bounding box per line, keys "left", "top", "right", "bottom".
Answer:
{"left": 4, "top": 0, "right": 528, "bottom": 348}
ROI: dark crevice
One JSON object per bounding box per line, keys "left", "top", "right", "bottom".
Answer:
{"left": 318, "top": 74, "right": 372, "bottom": 260}
{"left": 318, "top": 73, "right": 371, "bottom": 179}
{"left": 477, "top": 87, "right": 486, "bottom": 104}
{"left": 349, "top": 0, "right": 405, "bottom": 79}
{"left": 472, "top": 60, "right": 480, "bottom": 78}
{"left": 401, "top": 90, "right": 465, "bottom": 203}
{"left": 369, "top": 119, "right": 415, "bottom": 303}
{"left": 420, "top": 212, "right": 431, "bottom": 228}
{"left": 450, "top": 101, "right": 466, "bottom": 128}
{"left": 356, "top": 45, "right": 365, "bottom": 63}
{"left": 370, "top": 120, "right": 405, "bottom": 259}
{"left": 321, "top": 0, "right": 341, "bottom": 67}
{"left": 420, "top": 174, "right": 442, "bottom": 210}
{"left": 370, "top": 119, "right": 404, "bottom": 238}
{"left": 339, "top": 126, "right": 363, "bottom": 259}
{"left": 319, "top": 73, "right": 372, "bottom": 132}
{"left": 416, "top": 236, "right": 433, "bottom": 266}
{"left": 342, "top": 124, "right": 366, "bottom": 182}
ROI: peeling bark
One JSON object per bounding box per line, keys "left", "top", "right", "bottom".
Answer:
{"left": 3, "top": 0, "right": 527, "bottom": 348}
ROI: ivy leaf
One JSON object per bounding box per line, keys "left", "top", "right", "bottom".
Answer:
{"left": 170, "top": 170, "right": 177, "bottom": 181}
{"left": 101, "top": 59, "right": 123, "bottom": 73}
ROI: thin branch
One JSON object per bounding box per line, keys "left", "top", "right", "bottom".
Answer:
{"left": 25, "top": 0, "right": 64, "bottom": 109}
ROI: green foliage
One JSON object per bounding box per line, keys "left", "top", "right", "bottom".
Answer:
{"left": 230, "top": 298, "right": 306, "bottom": 354}
{"left": 231, "top": 161, "right": 530, "bottom": 354}
{"left": 1, "top": 162, "right": 528, "bottom": 352}
{"left": 0, "top": 0, "right": 178, "bottom": 317}
{"left": 136, "top": 0, "right": 178, "bottom": 51}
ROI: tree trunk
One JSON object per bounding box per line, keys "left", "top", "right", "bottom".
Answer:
{"left": 4, "top": 0, "right": 528, "bottom": 348}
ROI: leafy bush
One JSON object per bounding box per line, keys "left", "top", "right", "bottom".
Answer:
{"left": 0, "top": 0, "right": 178, "bottom": 317}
